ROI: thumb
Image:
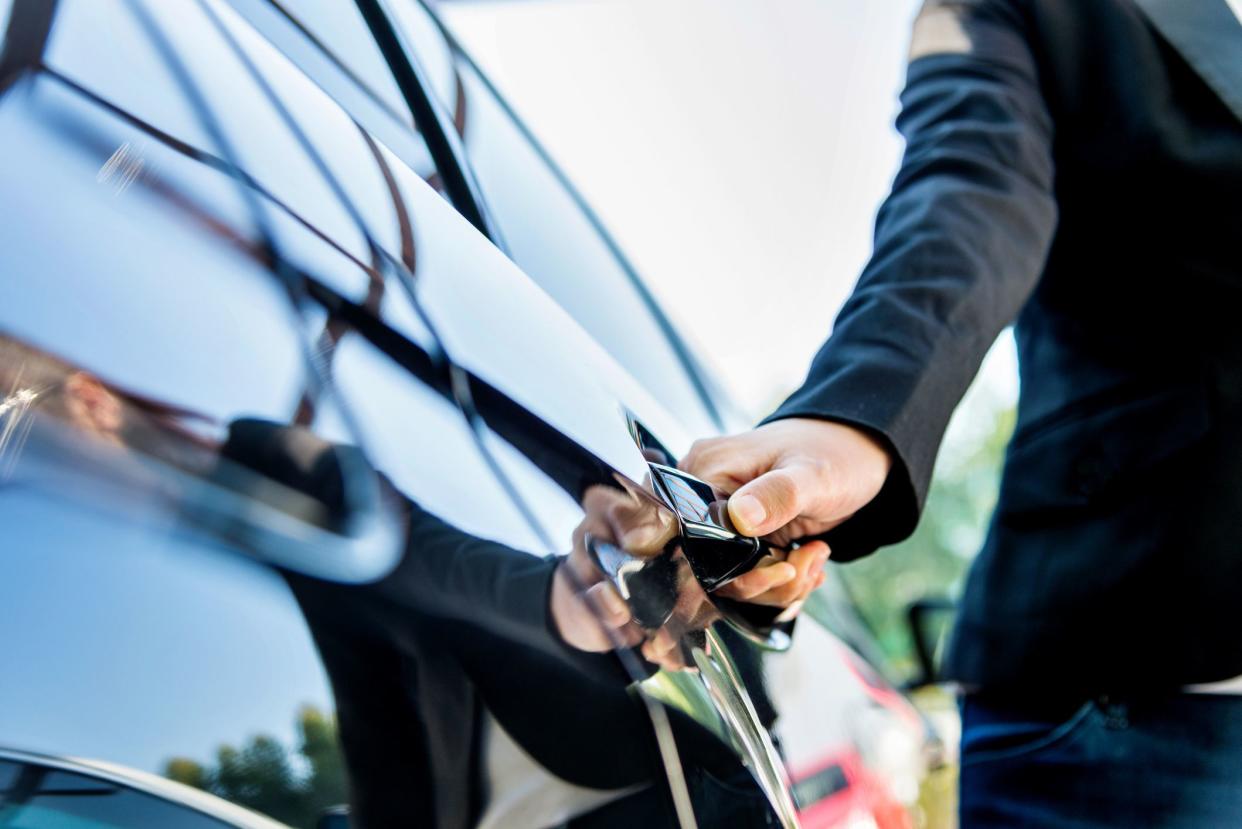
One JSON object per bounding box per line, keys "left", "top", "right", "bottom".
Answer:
{"left": 728, "top": 466, "right": 814, "bottom": 537}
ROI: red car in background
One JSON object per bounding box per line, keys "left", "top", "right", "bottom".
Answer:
{"left": 792, "top": 749, "right": 913, "bottom": 829}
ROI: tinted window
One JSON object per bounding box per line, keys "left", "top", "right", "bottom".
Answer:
{"left": 0, "top": 77, "right": 300, "bottom": 420}
{"left": 0, "top": 761, "right": 18, "bottom": 794}
{"left": 0, "top": 761, "right": 231, "bottom": 828}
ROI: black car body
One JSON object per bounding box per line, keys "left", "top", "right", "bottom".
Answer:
{"left": 0, "top": 2, "right": 928, "bottom": 827}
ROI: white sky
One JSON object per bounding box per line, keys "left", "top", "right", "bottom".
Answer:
{"left": 442, "top": 0, "right": 1017, "bottom": 432}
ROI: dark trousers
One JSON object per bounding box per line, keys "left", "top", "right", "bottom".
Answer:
{"left": 960, "top": 692, "right": 1242, "bottom": 828}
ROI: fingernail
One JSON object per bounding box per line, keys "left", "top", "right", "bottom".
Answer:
{"left": 773, "top": 562, "right": 797, "bottom": 584}
{"left": 731, "top": 494, "right": 766, "bottom": 531}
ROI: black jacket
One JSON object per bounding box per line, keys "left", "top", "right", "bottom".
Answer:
{"left": 769, "top": 0, "right": 1242, "bottom": 693}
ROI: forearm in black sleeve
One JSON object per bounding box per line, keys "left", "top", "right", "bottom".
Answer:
{"left": 373, "top": 500, "right": 634, "bottom": 683}
{"left": 765, "top": 0, "right": 1057, "bottom": 560}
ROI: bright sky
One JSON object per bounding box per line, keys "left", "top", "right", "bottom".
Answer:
{"left": 442, "top": 0, "right": 1017, "bottom": 438}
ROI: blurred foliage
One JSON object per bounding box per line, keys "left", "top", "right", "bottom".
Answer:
{"left": 164, "top": 705, "right": 347, "bottom": 828}
{"left": 840, "top": 405, "right": 1015, "bottom": 680}
{"left": 907, "top": 685, "right": 961, "bottom": 829}
{"left": 915, "top": 758, "right": 959, "bottom": 829}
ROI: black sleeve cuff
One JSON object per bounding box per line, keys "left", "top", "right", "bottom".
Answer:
{"left": 759, "top": 407, "right": 920, "bottom": 562}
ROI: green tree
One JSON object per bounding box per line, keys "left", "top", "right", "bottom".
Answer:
{"left": 164, "top": 757, "right": 209, "bottom": 791}
{"left": 215, "top": 736, "right": 304, "bottom": 823}
{"left": 162, "top": 704, "right": 349, "bottom": 829}
{"left": 839, "top": 404, "right": 1015, "bottom": 680}
{"left": 299, "top": 705, "right": 348, "bottom": 815}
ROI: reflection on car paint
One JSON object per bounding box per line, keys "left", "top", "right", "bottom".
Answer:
{"left": 0, "top": 0, "right": 932, "bottom": 826}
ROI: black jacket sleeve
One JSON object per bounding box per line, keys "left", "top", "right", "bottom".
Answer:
{"left": 765, "top": 0, "right": 1057, "bottom": 560}
{"left": 374, "top": 500, "right": 632, "bottom": 680}
{"left": 220, "top": 418, "right": 632, "bottom": 681}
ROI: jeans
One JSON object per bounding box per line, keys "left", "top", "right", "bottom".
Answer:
{"left": 960, "top": 692, "right": 1242, "bottom": 828}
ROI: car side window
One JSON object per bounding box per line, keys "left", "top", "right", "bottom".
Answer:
{"left": 0, "top": 759, "right": 232, "bottom": 828}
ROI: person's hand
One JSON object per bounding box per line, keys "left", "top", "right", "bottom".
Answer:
{"left": 714, "top": 540, "right": 830, "bottom": 607}
{"left": 551, "top": 484, "right": 675, "bottom": 652}
{"left": 681, "top": 417, "right": 892, "bottom": 550}
{"left": 550, "top": 550, "right": 636, "bottom": 653}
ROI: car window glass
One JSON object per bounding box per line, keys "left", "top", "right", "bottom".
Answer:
{"left": 47, "top": 0, "right": 438, "bottom": 316}
{"left": 0, "top": 759, "right": 19, "bottom": 791}
{"left": 43, "top": 0, "right": 381, "bottom": 303}
{"left": 199, "top": 3, "right": 441, "bottom": 348}
{"left": 0, "top": 764, "right": 231, "bottom": 828}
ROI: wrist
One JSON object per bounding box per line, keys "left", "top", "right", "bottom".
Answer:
{"left": 778, "top": 417, "right": 891, "bottom": 486}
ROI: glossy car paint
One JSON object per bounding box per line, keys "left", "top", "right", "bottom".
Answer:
{"left": 0, "top": 2, "right": 927, "bottom": 827}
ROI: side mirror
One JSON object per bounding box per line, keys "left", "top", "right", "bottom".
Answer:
{"left": 903, "top": 597, "right": 957, "bottom": 690}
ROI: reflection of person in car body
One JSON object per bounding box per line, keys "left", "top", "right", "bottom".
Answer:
{"left": 0, "top": 337, "right": 222, "bottom": 474}
{"left": 0, "top": 334, "right": 778, "bottom": 828}
{"left": 679, "top": 1, "right": 1242, "bottom": 826}
{"left": 0, "top": 335, "right": 790, "bottom": 672}
{"left": 563, "top": 481, "right": 824, "bottom": 670}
